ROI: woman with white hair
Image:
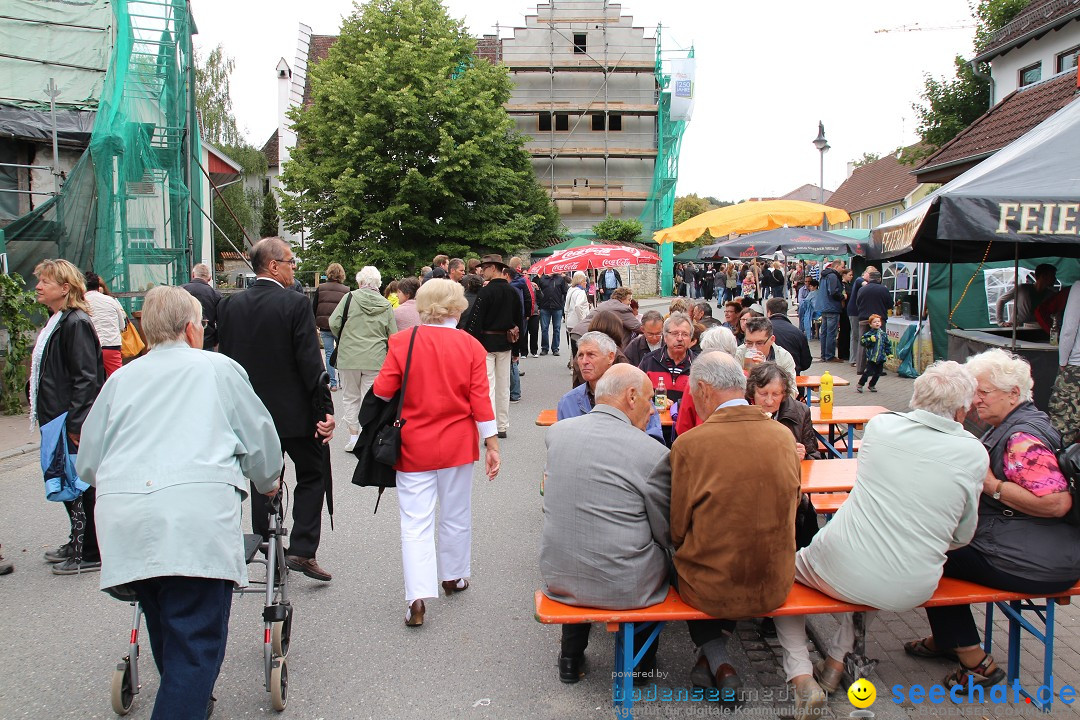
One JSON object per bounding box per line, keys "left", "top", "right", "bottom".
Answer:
{"left": 906, "top": 349, "right": 1080, "bottom": 690}
{"left": 76, "top": 286, "right": 282, "bottom": 718}
{"left": 773, "top": 360, "right": 989, "bottom": 714}
{"left": 563, "top": 272, "right": 590, "bottom": 356}
{"left": 372, "top": 279, "right": 499, "bottom": 627}
{"left": 329, "top": 266, "right": 397, "bottom": 452}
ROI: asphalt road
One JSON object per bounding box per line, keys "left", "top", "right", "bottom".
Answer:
{"left": 0, "top": 349, "right": 717, "bottom": 720}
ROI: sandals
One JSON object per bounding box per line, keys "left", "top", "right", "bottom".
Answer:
{"left": 405, "top": 599, "right": 425, "bottom": 627}
{"left": 943, "top": 654, "right": 1005, "bottom": 689}
{"left": 442, "top": 578, "right": 469, "bottom": 595}
{"left": 904, "top": 637, "right": 958, "bottom": 661}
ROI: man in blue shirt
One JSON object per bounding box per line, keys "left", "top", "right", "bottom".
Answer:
{"left": 599, "top": 268, "right": 623, "bottom": 302}
{"left": 557, "top": 331, "right": 664, "bottom": 442}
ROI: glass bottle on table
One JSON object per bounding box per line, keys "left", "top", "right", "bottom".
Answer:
{"left": 654, "top": 376, "right": 667, "bottom": 411}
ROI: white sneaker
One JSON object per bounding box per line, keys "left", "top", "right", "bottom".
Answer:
{"left": 530, "top": 353, "right": 539, "bottom": 358}
{"left": 344, "top": 434, "right": 359, "bottom": 452}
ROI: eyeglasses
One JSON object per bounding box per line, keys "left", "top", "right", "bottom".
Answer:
{"left": 975, "top": 387, "right": 1004, "bottom": 399}
{"left": 744, "top": 338, "right": 771, "bottom": 349}
{"left": 665, "top": 331, "right": 691, "bottom": 340}
{"left": 274, "top": 257, "right": 298, "bottom": 267}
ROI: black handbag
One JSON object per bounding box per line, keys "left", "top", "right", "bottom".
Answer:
{"left": 327, "top": 292, "right": 352, "bottom": 368}
{"left": 372, "top": 326, "right": 418, "bottom": 466}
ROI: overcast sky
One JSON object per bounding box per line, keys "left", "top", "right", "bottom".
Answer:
{"left": 188, "top": 0, "right": 976, "bottom": 202}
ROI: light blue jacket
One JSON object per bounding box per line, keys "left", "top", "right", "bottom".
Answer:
{"left": 77, "top": 342, "right": 283, "bottom": 590}
{"left": 556, "top": 382, "right": 664, "bottom": 442}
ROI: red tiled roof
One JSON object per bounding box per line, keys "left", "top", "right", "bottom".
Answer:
{"left": 303, "top": 35, "right": 339, "bottom": 107}
{"left": 916, "top": 69, "right": 1078, "bottom": 182}
{"left": 975, "top": 0, "right": 1080, "bottom": 62}
{"left": 262, "top": 130, "right": 278, "bottom": 168}
{"left": 826, "top": 150, "right": 921, "bottom": 214}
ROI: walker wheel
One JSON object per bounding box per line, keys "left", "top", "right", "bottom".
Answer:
{"left": 111, "top": 659, "right": 135, "bottom": 715}
{"left": 271, "top": 605, "right": 293, "bottom": 657}
{"left": 270, "top": 657, "right": 288, "bottom": 711}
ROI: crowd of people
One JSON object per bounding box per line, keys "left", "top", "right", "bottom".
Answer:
{"left": 7, "top": 244, "right": 1080, "bottom": 719}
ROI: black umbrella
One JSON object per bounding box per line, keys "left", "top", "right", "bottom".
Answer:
{"left": 698, "top": 226, "right": 866, "bottom": 261}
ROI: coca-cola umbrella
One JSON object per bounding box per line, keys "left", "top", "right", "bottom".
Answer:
{"left": 698, "top": 227, "right": 868, "bottom": 261}
{"left": 527, "top": 244, "right": 660, "bottom": 275}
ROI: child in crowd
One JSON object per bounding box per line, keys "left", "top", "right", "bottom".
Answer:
{"left": 799, "top": 278, "right": 819, "bottom": 341}
{"left": 857, "top": 313, "right": 889, "bottom": 393}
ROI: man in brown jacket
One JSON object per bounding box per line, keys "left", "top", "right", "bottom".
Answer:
{"left": 670, "top": 351, "right": 800, "bottom": 705}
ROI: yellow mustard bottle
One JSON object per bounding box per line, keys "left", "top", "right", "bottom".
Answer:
{"left": 820, "top": 371, "right": 834, "bottom": 420}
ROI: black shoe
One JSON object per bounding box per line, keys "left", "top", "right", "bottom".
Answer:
{"left": 633, "top": 655, "right": 658, "bottom": 687}
{"left": 44, "top": 544, "right": 74, "bottom": 564}
{"left": 559, "top": 654, "right": 586, "bottom": 684}
{"left": 206, "top": 694, "right": 216, "bottom": 719}
{"left": 552, "top": 351, "right": 560, "bottom": 356}
{"left": 497, "top": 431, "right": 507, "bottom": 439}
{"left": 540, "top": 350, "right": 549, "bottom": 356}
{"left": 51, "top": 557, "right": 101, "bottom": 575}
{"left": 518, "top": 369, "right": 525, "bottom": 377}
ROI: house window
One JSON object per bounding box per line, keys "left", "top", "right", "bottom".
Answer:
{"left": 1058, "top": 46, "right": 1080, "bottom": 73}
{"left": 128, "top": 227, "right": 156, "bottom": 250}
{"left": 866, "top": 214, "right": 874, "bottom": 229}
{"left": 880, "top": 210, "right": 886, "bottom": 225}
{"left": 573, "top": 33, "right": 587, "bottom": 54}
{"left": 893, "top": 207, "right": 900, "bottom": 217}
{"left": 1019, "top": 62, "right": 1042, "bottom": 87}
{"left": 591, "top": 114, "right": 605, "bottom": 131}
{"left": 608, "top": 114, "right": 622, "bottom": 131}
{"left": 539, "top": 113, "right": 552, "bottom": 131}
{"left": 262, "top": 178, "right": 270, "bottom": 195}
{"left": 554, "top": 113, "right": 568, "bottom": 131}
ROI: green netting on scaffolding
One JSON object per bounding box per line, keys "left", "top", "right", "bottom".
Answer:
{"left": 1, "top": 0, "right": 201, "bottom": 306}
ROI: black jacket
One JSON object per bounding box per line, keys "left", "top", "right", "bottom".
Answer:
{"left": 465, "top": 278, "right": 523, "bottom": 353}
{"left": 182, "top": 279, "right": 223, "bottom": 349}
{"left": 775, "top": 395, "right": 820, "bottom": 459}
{"left": 36, "top": 309, "right": 105, "bottom": 436}
{"left": 350, "top": 390, "right": 399, "bottom": 491}
{"left": 537, "top": 274, "right": 568, "bottom": 311}
{"left": 769, "top": 313, "right": 812, "bottom": 373}
{"left": 856, "top": 281, "right": 892, "bottom": 321}
{"left": 218, "top": 279, "right": 333, "bottom": 439}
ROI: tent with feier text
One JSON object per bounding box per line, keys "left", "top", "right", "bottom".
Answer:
{"left": 868, "top": 94, "right": 1080, "bottom": 263}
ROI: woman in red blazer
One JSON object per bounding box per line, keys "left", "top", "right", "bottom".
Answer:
{"left": 373, "top": 279, "right": 500, "bottom": 627}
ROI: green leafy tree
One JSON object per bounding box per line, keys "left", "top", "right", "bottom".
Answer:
{"left": 280, "top": 0, "right": 561, "bottom": 277}
{"left": 194, "top": 45, "right": 268, "bottom": 251}
{"left": 195, "top": 44, "right": 242, "bottom": 147}
{"left": 0, "top": 274, "right": 38, "bottom": 414}
{"left": 591, "top": 217, "right": 643, "bottom": 244}
{"left": 673, "top": 194, "right": 711, "bottom": 226}
{"left": 852, "top": 152, "right": 881, "bottom": 168}
{"left": 908, "top": 0, "right": 1028, "bottom": 161}
{"left": 260, "top": 190, "right": 280, "bottom": 238}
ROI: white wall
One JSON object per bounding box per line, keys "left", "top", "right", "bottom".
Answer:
{"left": 989, "top": 20, "right": 1080, "bottom": 102}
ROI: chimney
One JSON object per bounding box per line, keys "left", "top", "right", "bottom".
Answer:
{"left": 846, "top": 161, "right": 855, "bottom": 179}
{"left": 275, "top": 58, "right": 291, "bottom": 169}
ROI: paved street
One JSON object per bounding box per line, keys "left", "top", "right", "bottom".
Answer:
{"left": 1, "top": 297, "right": 1078, "bottom": 719}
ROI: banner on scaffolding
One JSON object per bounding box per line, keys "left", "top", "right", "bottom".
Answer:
{"left": 669, "top": 58, "right": 696, "bottom": 122}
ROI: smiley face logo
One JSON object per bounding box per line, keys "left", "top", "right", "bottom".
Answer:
{"left": 847, "top": 678, "right": 876, "bottom": 708}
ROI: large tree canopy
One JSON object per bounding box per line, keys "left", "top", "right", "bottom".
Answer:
{"left": 280, "top": 0, "right": 561, "bottom": 276}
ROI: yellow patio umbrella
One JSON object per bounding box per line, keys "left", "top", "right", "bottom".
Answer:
{"left": 653, "top": 200, "right": 851, "bottom": 244}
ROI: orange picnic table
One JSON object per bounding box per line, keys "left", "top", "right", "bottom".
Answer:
{"left": 797, "top": 374, "right": 850, "bottom": 407}
{"left": 536, "top": 408, "right": 673, "bottom": 427}
{"left": 810, "top": 404, "right": 888, "bottom": 458}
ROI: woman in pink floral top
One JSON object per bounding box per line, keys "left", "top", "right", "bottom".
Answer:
{"left": 906, "top": 349, "right": 1080, "bottom": 692}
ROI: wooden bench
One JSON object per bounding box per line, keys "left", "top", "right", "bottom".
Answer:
{"left": 536, "top": 408, "right": 673, "bottom": 427}
{"left": 816, "top": 439, "right": 861, "bottom": 455}
{"left": 535, "top": 578, "right": 1080, "bottom": 717}
{"left": 810, "top": 492, "right": 849, "bottom": 514}
{"left": 810, "top": 405, "right": 887, "bottom": 458}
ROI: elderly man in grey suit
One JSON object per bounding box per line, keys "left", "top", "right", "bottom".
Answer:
{"left": 541, "top": 364, "right": 672, "bottom": 685}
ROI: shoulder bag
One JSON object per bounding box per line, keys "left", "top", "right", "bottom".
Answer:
{"left": 120, "top": 319, "right": 145, "bottom": 359}
{"left": 372, "top": 326, "right": 419, "bottom": 466}
{"left": 327, "top": 292, "right": 353, "bottom": 368}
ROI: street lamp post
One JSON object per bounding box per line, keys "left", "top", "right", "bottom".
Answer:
{"left": 812, "top": 121, "right": 830, "bottom": 205}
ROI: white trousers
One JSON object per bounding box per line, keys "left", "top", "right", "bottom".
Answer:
{"left": 396, "top": 463, "right": 474, "bottom": 603}
{"left": 774, "top": 557, "right": 878, "bottom": 680}
{"left": 486, "top": 350, "right": 511, "bottom": 432}
{"left": 338, "top": 368, "right": 378, "bottom": 434}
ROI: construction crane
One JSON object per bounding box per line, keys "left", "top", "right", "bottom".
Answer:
{"left": 875, "top": 23, "right": 974, "bottom": 33}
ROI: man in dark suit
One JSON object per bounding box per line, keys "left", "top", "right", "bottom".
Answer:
{"left": 765, "top": 297, "right": 812, "bottom": 374}
{"left": 182, "top": 263, "right": 222, "bottom": 350}
{"left": 218, "top": 237, "right": 336, "bottom": 581}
